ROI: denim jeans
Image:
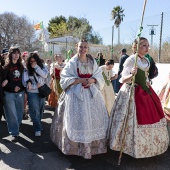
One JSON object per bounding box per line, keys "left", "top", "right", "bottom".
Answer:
{"left": 112, "top": 75, "right": 121, "bottom": 93}
{"left": 4, "top": 91, "right": 24, "bottom": 136}
{"left": 27, "top": 92, "right": 45, "bottom": 132}
{"left": 0, "top": 101, "right": 5, "bottom": 121}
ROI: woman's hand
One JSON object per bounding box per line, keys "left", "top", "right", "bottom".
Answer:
{"left": 79, "top": 78, "right": 89, "bottom": 86}
{"left": 131, "top": 66, "right": 138, "bottom": 76}
{"left": 84, "top": 78, "right": 96, "bottom": 87}
{"left": 37, "top": 83, "right": 41, "bottom": 88}
{"left": 110, "top": 74, "right": 118, "bottom": 80}
{"left": 27, "top": 82, "right": 32, "bottom": 90}
{"left": 2, "top": 80, "right": 8, "bottom": 87}
{"left": 31, "top": 62, "right": 37, "bottom": 68}
{"left": 74, "top": 78, "right": 96, "bottom": 87}
{"left": 122, "top": 66, "right": 138, "bottom": 83}
{"left": 14, "top": 86, "right": 20, "bottom": 92}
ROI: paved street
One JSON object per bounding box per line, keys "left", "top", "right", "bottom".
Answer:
{"left": 0, "top": 103, "right": 170, "bottom": 170}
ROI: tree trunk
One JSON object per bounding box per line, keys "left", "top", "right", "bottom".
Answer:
{"left": 118, "top": 26, "right": 120, "bottom": 44}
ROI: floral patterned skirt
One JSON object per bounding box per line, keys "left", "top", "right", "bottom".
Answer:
{"left": 50, "top": 92, "right": 108, "bottom": 159}
{"left": 108, "top": 83, "right": 169, "bottom": 158}
{"left": 158, "top": 80, "right": 170, "bottom": 145}
{"left": 48, "top": 79, "right": 62, "bottom": 108}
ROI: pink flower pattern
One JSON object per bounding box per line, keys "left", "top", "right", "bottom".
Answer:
{"left": 108, "top": 84, "right": 169, "bottom": 158}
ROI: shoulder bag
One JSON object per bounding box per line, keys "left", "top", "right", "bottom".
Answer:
{"left": 33, "top": 75, "right": 52, "bottom": 98}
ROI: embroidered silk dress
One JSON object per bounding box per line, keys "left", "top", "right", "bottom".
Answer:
{"left": 50, "top": 55, "right": 108, "bottom": 159}
{"left": 158, "top": 72, "right": 170, "bottom": 145}
{"left": 100, "top": 65, "right": 115, "bottom": 116}
{"left": 108, "top": 54, "right": 169, "bottom": 158}
{"left": 48, "top": 62, "right": 64, "bottom": 107}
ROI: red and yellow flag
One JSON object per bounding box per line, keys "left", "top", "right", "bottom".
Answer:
{"left": 33, "top": 21, "right": 43, "bottom": 30}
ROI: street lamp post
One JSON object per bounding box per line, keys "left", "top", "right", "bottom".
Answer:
{"left": 147, "top": 25, "right": 158, "bottom": 46}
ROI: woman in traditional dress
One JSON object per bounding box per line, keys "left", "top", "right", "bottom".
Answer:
{"left": 158, "top": 72, "right": 170, "bottom": 145}
{"left": 50, "top": 39, "right": 108, "bottom": 159}
{"left": 100, "top": 59, "right": 117, "bottom": 116}
{"left": 48, "top": 54, "right": 65, "bottom": 108}
{"left": 108, "top": 37, "right": 169, "bottom": 158}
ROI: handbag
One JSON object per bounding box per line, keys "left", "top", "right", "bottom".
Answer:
{"left": 34, "top": 75, "right": 52, "bottom": 98}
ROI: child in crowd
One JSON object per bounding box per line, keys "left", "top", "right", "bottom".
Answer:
{"left": 100, "top": 59, "right": 117, "bottom": 116}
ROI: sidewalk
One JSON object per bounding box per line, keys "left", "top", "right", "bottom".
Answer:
{"left": 0, "top": 105, "right": 170, "bottom": 170}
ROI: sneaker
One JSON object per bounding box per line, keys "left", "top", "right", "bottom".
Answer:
{"left": 23, "top": 113, "right": 29, "bottom": 120}
{"left": 35, "top": 131, "right": 41, "bottom": 137}
{"left": 11, "top": 136, "right": 19, "bottom": 142}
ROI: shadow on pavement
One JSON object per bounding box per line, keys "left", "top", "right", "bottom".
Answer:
{"left": 1, "top": 104, "right": 170, "bottom": 170}
{"left": 0, "top": 105, "right": 57, "bottom": 154}
{"left": 0, "top": 138, "right": 43, "bottom": 170}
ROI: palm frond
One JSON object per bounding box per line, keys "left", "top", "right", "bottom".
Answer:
{"left": 111, "top": 6, "right": 125, "bottom": 27}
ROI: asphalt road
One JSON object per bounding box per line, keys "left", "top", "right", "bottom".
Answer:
{"left": 0, "top": 104, "right": 170, "bottom": 170}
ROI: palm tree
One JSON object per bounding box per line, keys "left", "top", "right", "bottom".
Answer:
{"left": 111, "top": 6, "right": 125, "bottom": 44}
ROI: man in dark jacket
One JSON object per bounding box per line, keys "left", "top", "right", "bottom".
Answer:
{"left": 112, "top": 49, "right": 129, "bottom": 93}
{"left": 95, "top": 52, "right": 105, "bottom": 66}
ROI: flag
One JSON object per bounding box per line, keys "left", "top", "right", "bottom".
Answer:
{"left": 67, "top": 49, "right": 73, "bottom": 60}
{"left": 34, "top": 21, "right": 43, "bottom": 30}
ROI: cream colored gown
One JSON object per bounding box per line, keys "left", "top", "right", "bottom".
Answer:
{"left": 100, "top": 65, "right": 115, "bottom": 116}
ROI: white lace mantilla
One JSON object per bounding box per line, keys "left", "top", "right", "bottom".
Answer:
{"left": 64, "top": 87, "right": 108, "bottom": 143}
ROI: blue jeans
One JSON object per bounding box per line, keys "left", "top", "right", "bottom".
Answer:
{"left": 27, "top": 92, "right": 45, "bottom": 132}
{"left": 4, "top": 91, "right": 24, "bottom": 136}
{"left": 112, "top": 75, "right": 121, "bottom": 93}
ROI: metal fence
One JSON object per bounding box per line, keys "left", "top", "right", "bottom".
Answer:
{"left": 95, "top": 11, "right": 170, "bottom": 63}
{"left": 41, "top": 12, "right": 170, "bottom": 63}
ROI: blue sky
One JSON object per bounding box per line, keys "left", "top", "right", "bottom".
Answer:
{"left": 1, "top": 0, "right": 170, "bottom": 44}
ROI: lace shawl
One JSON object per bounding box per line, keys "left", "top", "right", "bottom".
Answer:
{"left": 59, "top": 54, "right": 108, "bottom": 143}
{"left": 60, "top": 54, "right": 105, "bottom": 100}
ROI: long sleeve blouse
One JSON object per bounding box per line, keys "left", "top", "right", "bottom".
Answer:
{"left": 23, "top": 64, "right": 48, "bottom": 93}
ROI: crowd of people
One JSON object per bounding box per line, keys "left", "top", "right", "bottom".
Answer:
{"left": 0, "top": 37, "right": 170, "bottom": 160}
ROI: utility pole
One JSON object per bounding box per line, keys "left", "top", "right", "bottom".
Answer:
{"left": 147, "top": 25, "right": 158, "bottom": 46}
{"left": 65, "top": 37, "right": 68, "bottom": 60}
{"left": 111, "top": 25, "right": 114, "bottom": 59}
{"left": 158, "top": 12, "right": 164, "bottom": 63}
